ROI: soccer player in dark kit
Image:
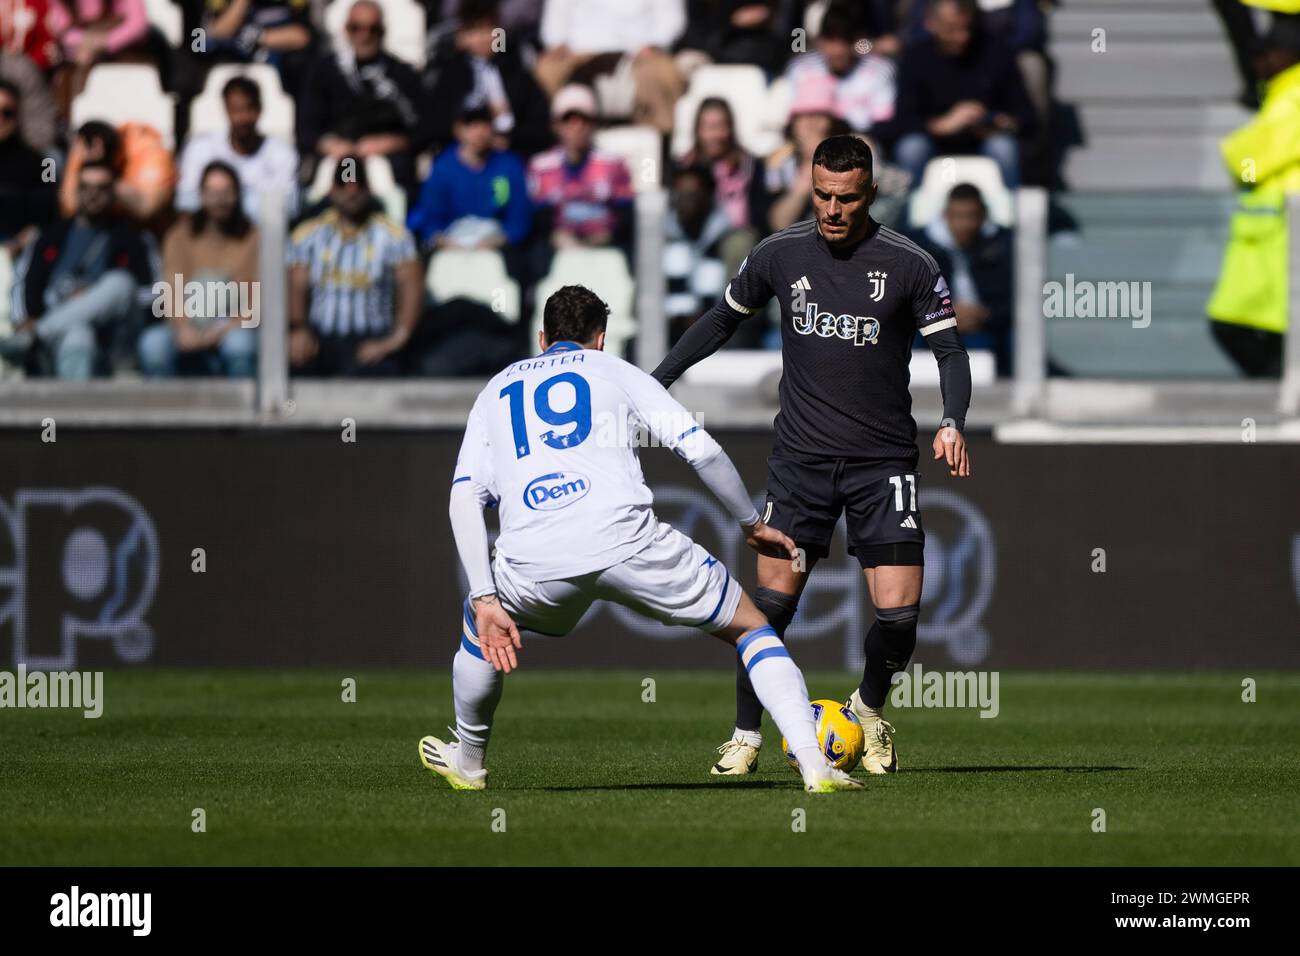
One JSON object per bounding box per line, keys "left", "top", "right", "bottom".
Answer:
{"left": 653, "top": 134, "right": 973, "bottom": 777}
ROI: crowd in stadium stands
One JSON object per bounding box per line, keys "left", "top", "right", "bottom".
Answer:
{"left": 0, "top": 0, "right": 1054, "bottom": 380}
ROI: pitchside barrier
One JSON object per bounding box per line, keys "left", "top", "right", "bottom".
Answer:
{"left": 0, "top": 430, "right": 1296, "bottom": 672}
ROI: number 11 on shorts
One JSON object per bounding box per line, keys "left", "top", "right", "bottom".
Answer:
{"left": 889, "top": 474, "right": 917, "bottom": 512}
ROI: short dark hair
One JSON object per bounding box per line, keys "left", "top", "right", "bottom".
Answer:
{"left": 458, "top": 0, "right": 499, "bottom": 26}
{"left": 947, "top": 183, "right": 986, "bottom": 207}
{"left": 543, "top": 285, "right": 609, "bottom": 346}
{"left": 222, "top": 76, "right": 262, "bottom": 109}
{"left": 77, "top": 120, "right": 120, "bottom": 160}
{"left": 819, "top": 2, "right": 865, "bottom": 41}
{"left": 811, "top": 134, "right": 873, "bottom": 180}
{"left": 672, "top": 161, "right": 715, "bottom": 196}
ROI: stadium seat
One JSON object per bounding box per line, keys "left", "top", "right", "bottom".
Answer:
{"left": 71, "top": 64, "right": 175, "bottom": 150}
{"left": 670, "top": 64, "right": 780, "bottom": 161}
{"left": 323, "top": 0, "right": 427, "bottom": 68}
{"left": 531, "top": 249, "right": 636, "bottom": 359}
{"left": 306, "top": 155, "right": 407, "bottom": 224}
{"left": 426, "top": 250, "right": 521, "bottom": 324}
{"left": 593, "top": 125, "right": 661, "bottom": 193}
{"left": 188, "top": 64, "right": 296, "bottom": 146}
{"left": 0, "top": 246, "right": 11, "bottom": 327}
{"left": 143, "top": 0, "right": 182, "bottom": 47}
{"left": 906, "top": 156, "right": 1015, "bottom": 229}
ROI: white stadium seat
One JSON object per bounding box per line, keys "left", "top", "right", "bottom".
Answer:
{"left": 531, "top": 249, "right": 636, "bottom": 360}
{"left": 670, "top": 64, "right": 780, "bottom": 161}
{"left": 0, "top": 246, "right": 12, "bottom": 327}
{"left": 593, "top": 125, "right": 661, "bottom": 194}
{"left": 71, "top": 64, "right": 174, "bottom": 149}
{"left": 906, "top": 156, "right": 1016, "bottom": 229}
{"left": 426, "top": 250, "right": 521, "bottom": 325}
{"left": 143, "top": 0, "right": 182, "bottom": 47}
{"left": 189, "top": 64, "right": 296, "bottom": 146}
{"left": 307, "top": 154, "right": 407, "bottom": 225}
{"left": 324, "top": 0, "right": 427, "bottom": 69}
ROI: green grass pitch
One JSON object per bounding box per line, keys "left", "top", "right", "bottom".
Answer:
{"left": 2, "top": 670, "right": 1297, "bottom": 866}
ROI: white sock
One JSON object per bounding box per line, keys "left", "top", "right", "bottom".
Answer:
{"left": 452, "top": 644, "right": 503, "bottom": 774}
{"left": 735, "top": 626, "right": 828, "bottom": 783}
{"left": 733, "top": 728, "right": 762, "bottom": 748}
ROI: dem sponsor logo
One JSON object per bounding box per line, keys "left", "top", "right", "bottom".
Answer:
{"left": 523, "top": 472, "right": 591, "bottom": 511}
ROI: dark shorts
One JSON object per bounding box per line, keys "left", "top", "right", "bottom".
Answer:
{"left": 762, "top": 452, "right": 925, "bottom": 568}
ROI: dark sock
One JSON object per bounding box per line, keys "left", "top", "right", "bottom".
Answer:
{"left": 858, "top": 604, "right": 919, "bottom": 708}
{"left": 734, "top": 587, "right": 799, "bottom": 732}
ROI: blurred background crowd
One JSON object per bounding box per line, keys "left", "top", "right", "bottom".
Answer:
{"left": 0, "top": 0, "right": 1296, "bottom": 382}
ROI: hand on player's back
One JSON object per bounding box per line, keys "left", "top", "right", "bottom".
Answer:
{"left": 473, "top": 596, "right": 523, "bottom": 673}
{"left": 933, "top": 427, "right": 971, "bottom": 478}
{"left": 743, "top": 519, "right": 797, "bottom": 560}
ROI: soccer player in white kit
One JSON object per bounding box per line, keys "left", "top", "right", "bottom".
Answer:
{"left": 419, "top": 285, "right": 863, "bottom": 793}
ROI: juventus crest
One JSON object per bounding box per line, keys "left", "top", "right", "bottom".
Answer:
{"left": 867, "top": 270, "right": 888, "bottom": 303}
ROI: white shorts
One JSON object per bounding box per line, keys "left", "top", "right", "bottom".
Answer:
{"left": 487, "top": 520, "right": 741, "bottom": 639}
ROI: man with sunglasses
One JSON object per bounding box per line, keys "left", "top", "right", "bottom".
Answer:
{"left": 1, "top": 160, "right": 155, "bottom": 378}
{"left": 298, "top": 0, "right": 432, "bottom": 197}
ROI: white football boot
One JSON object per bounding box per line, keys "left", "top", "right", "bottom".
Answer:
{"left": 710, "top": 736, "right": 761, "bottom": 775}
{"left": 804, "top": 765, "right": 866, "bottom": 792}
{"left": 419, "top": 732, "right": 488, "bottom": 791}
{"left": 847, "top": 689, "right": 899, "bottom": 774}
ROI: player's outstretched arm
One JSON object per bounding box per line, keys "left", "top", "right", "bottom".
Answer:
{"left": 652, "top": 241, "right": 776, "bottom": 388}
{"left": 651, "top": 297, "right": 747, "bottom": 389}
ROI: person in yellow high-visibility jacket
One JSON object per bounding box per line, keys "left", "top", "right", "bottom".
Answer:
{"left": 1207, "top": 17, "right": 1300, "bottom": 376}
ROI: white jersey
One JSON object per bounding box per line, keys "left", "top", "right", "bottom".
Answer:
{"left": 453, "top": 342, "right": 725, "bottom": 581}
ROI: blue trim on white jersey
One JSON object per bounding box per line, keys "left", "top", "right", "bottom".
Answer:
{"left": 676, "top": 424, "right": 702, "bottom": 442}
{"left": 461, "top": 634, "right": 485, "bottom": 660}
{"left": 452, "top": 476, "right": 471, "bottom": 485}
{"left": 543, "top": 340, "right": 582, "bottom": 354}
{"left": 703, "top": 570, "right": 732, "bottom": 625}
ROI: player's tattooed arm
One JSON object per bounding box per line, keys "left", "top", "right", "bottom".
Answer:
{"left": 472, "top": 593, "right": 523, "bottom": 674}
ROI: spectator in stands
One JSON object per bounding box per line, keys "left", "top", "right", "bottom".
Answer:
{"left": 784, "top": 1, "right": 897, "bottom": 136}
{"left": 1207, "top": 15, "right": 1300, "bottom": 377}
{"left": 908, "top": 182, "right": 1013, "bottom": 376}
{"left": 407, "top": 104, "right": 530, "bottom": 254}
{"left": 0, "top": 79, "right": 58, "bottom": 254}
{"left": 663, "top": 163, "right": 746, "bottom": 344}
{"left": 0, "top": 51, "right": 58, "bottom": 151}
{"left": 891, "top": 0, "right": 1033, "bottom": 188}
{"left": 765, "top": 72, "right": 850, "bottom": 233}
{"left": 426, "top": 0, "right": 553, "bottom": 159}
{"left": 674, "top": 0, "right": 791, "bottom": 79}
{"left": 527, "top": 84, "right": 634, "bottom": 271}
{"left": 0, "top": 0, "right": 60, "bottom": 70}
{"left": 46, "top": 0, "right": 150, "bottom": 113}
{"left": 1, "top": 159, "right": 155, "bottom": 379}
{"left": 138, "top": 160, "right": 259, "bottom": 377}
{"left": 201, "top": 0, "right": 315, "bottom": 94}
{"left": 178, "top": 75, "right": 299, "bottom": 222}
{"left": 902, "top": 0, "right": 1051, "bottom": 184}
{"left": 298, "top": 0, "right": 431, "bottom": 198}
{"left": 677, "top": 95, "right": 769, "bottom": 275}
{"left": 60, "top": 119, "right": 176, "bottom": 226}
{"left": 534, "top": 0, "right": 687, "bottom": 135}
{"left": 287, "top": 158, "right": 422, "bottom": 376}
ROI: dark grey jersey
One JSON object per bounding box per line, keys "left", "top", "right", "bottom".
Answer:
{"left": 655, "top": 217, "right": 970, "bottom": 461}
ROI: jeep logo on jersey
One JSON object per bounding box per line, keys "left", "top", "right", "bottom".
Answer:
{"left": 793, "top": 302, "right": 880, "bottom": 346}
{"left": 523, "top": 472, "right": 592, "bottom": 511}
